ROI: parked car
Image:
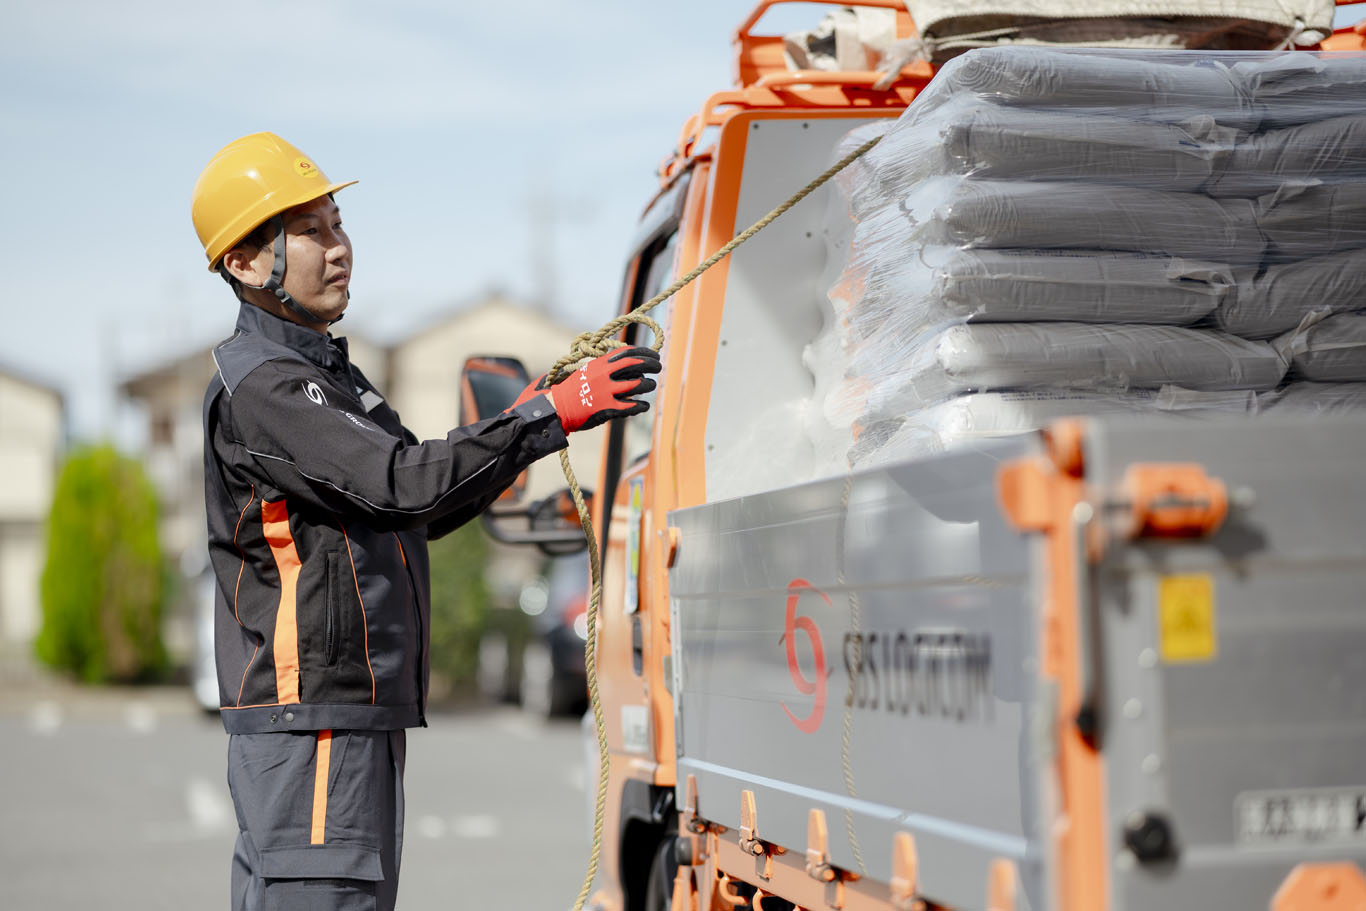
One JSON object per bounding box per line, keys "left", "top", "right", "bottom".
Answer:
{"left": 476, "top": 555, "right": 589, "bottom": 718}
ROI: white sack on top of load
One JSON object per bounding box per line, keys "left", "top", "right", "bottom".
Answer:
{"left": 834, "top": 323, "right": 1286, "bottom": 420}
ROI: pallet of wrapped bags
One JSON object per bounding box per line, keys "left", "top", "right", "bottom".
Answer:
{"left": 812, "top": 46, "right": 1366, "bottom": 467}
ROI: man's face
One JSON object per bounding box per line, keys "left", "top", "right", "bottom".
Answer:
{"left": 242, "top": 195, "right": 353, "bottom": 322}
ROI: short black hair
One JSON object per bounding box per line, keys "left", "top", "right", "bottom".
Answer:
{"left": 238, "top": 219, "right": 277, "bottom": 255}
{"left": 219, "top": 219, "right": 277, "bottom": 290}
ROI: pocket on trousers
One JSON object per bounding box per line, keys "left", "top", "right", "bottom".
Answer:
{"left": 258, "top": 843, "right": 382, "bottom": 911}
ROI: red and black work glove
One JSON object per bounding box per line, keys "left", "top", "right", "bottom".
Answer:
{"left": 548, "top": 347, "right": 661, "bottom": 433}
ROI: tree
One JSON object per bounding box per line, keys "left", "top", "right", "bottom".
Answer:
{"left": 36, "top": 444, "right": 168, "bottom": 683}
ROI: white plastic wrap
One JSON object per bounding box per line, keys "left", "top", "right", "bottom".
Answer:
{"left": 915, "top": 47, "right": 1255, "bottom": 126}
{"left": 834, "top": 249, "right": 1229, "bottom": 340}
{"left": 1260, "top": 381, "right": 1366, "bottom": 413}
{"left": 1233, "top": 54, "right": 1366, "bottom": 128}
{"left": 1275, "top": 313, "right": 1366, "bottom": 382}
{"left": 1205, "top": 114, "right": 1366, "bottom": 198}
{"left": 1254, "top": 182, "right": 1366, "bottom": 262}
{"left": 1213, "top": 249, "right": 1366, "bottom": 339}
{"left": 835, "top": 323, "right": 1285, "bottom": 419}
{"left": 887, "top": 177, "right": 1266, "bottom": 262}
{"left": 848, "top": 387, "right": 1258, "bottom": 466}
{"left": 810, "top": 47, "right": 1366, "bottom": 468}
{"left": 859, "top": 101, "right": 1232, "bottom": 193}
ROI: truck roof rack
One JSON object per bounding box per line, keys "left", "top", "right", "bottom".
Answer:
{"left": 659, "top": 0, "right": 933, "bottom": 185}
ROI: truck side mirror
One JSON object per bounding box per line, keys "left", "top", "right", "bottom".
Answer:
{"left": 530, "top": 489, "right": 592, "bottom": 557}
{"left": 460, "top": 355, "right": 532, "bottom": 425}
{"left": 461, "top": 355, "right": 532, "bottom": 503}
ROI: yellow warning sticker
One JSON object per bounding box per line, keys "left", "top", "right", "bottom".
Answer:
{"left": 1158, "top": 574, "right": 1217, "bottom": 663}
{"left": 293, "top": 156, "right": 320, "bottom": 178}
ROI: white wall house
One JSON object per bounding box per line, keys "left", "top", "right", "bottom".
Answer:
{"left": 0, "top": 366, "right": 65, "bottom": 649}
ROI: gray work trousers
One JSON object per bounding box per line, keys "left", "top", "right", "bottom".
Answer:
{"left": 228, "top": 729, "right": 406, "bottom": 911}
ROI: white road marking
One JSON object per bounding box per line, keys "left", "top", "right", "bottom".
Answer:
{"left": 449, "top": 814, "right": 500, "bottom": 839}
{"left": 29, "top": 701, "right": 61, "bottom": 735}
{"left": 186, "top": 777, "right": 232, "bottom": 832}
{"left": 125, "top": 700, "right": 157, "bottom": 734}
{"left": 490, "top": 711, "right": 538, "bottom": 741}
{"left": 416, "top": 815, "right": 447, "bottom": 839}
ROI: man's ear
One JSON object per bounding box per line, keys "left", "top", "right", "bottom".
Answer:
{"left": 221, "top": 246, "right": 263, "bottom": 286}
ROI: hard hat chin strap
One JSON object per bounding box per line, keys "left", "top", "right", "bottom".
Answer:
{"left": 224, "top": 215, "right": 344, "bottom": 326}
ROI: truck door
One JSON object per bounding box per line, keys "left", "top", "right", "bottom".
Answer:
{"left": 594, "top": 230, "right": 679, "bottom": 771}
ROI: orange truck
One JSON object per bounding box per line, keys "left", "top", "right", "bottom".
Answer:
{"left": 465, "top": 3, "right": 1366, "bottom": 909}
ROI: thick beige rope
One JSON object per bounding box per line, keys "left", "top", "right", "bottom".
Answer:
{"left": 563, "top": 133, "right": 882, "bottom": 911}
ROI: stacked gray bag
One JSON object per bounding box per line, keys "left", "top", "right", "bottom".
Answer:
{"left": 816, "top": 47, "right": 1366, "bottom": 464}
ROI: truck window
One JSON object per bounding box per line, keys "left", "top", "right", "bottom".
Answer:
{"left": 621, "top": 231, "right": 678, "bottom": 467}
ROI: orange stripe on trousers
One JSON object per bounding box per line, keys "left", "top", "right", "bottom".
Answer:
{"left": 311, "top": 730, "right": 332, "bottom": 844}
{"left": 261, "top": 499, "right": 302, "bottom": 705}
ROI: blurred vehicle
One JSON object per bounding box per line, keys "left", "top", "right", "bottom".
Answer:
{"left": 190, "top": 572, "right": 220, "bottom": 713}
{"left": 477, "top": 555, "right": 589, "bottom": 718}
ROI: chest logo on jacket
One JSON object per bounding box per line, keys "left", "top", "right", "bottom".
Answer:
{"left": 303, "top": 382, "right": 327, "bottom": 406}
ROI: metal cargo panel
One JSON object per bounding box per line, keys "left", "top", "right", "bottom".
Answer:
{"left": 670, "top": 415, "right": 1366, "bottom": 909}
{"left": 668, "top": 439, "right": 1048, "bottom": 909}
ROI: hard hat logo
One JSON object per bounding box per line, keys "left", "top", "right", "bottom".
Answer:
{"left": 293, "top": 157, "right": 320, "bottom": 179}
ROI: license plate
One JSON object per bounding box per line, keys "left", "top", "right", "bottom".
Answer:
{"left": 1236, "top": 788, "right": 1366, "bottom": 846}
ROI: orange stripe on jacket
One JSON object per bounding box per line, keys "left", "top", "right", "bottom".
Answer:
{"left": 261, "top": 499, "right": 302, "bottom": 704}
{"left": 311, "top": 730, "right": 333, "bottom": 844}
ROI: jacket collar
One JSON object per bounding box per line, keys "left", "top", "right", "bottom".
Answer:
{"left": 235, "top": 301, "right": 350, "bottom": 370}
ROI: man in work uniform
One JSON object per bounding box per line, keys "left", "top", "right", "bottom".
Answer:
{"left": 191, "top": 132, "right": 660, "bottom": 910}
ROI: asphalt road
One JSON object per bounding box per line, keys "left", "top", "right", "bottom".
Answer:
{"left": 0, "top": 687, "right": 592, "bottom": 910}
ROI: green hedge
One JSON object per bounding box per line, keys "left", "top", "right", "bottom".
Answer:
{"left": 426, "top": 519, "right": 490, "bottom": 687}
{"left": 35, "top": 444, "right": 168, "bottom": 683}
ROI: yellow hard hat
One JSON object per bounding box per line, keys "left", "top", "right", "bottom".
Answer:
{"left": 191, "top": 132, "right": 357, "bottom": 271}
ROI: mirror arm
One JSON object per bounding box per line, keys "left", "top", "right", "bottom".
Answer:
{"left": 478, "top": 512, "right": 587, "bottom": 546}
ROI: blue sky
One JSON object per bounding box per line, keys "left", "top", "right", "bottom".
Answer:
{"left": 1, "top": 0, "right": 821, "bottom": 438}
{"left": 3, "top": 2, "right": 1364, "bottom": 439}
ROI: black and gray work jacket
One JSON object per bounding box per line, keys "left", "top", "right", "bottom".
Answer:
{"left": 203, "top": 302, "right": 565, "bottom": 734}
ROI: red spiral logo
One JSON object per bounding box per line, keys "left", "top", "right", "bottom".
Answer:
{"left": 782, "top": 578, "right": 828, "bottom": 733}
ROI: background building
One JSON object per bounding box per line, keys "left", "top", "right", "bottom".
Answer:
{"left": 0, "top": 365, "right": 66, "bottom": 661}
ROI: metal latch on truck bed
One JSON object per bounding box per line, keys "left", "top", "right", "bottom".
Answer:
{"left": 999, "top": 421, "right": 1237, "bottom": 752}
{"left": 998, "top": 420, "right": 1232, "bottom": 544}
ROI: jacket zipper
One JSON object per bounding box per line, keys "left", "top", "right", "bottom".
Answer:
{"left": 394, "top": 534, "right": 426, "bottom": 726}
{"left": 324, "top": 553, "right": 339, "bottom": 666}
